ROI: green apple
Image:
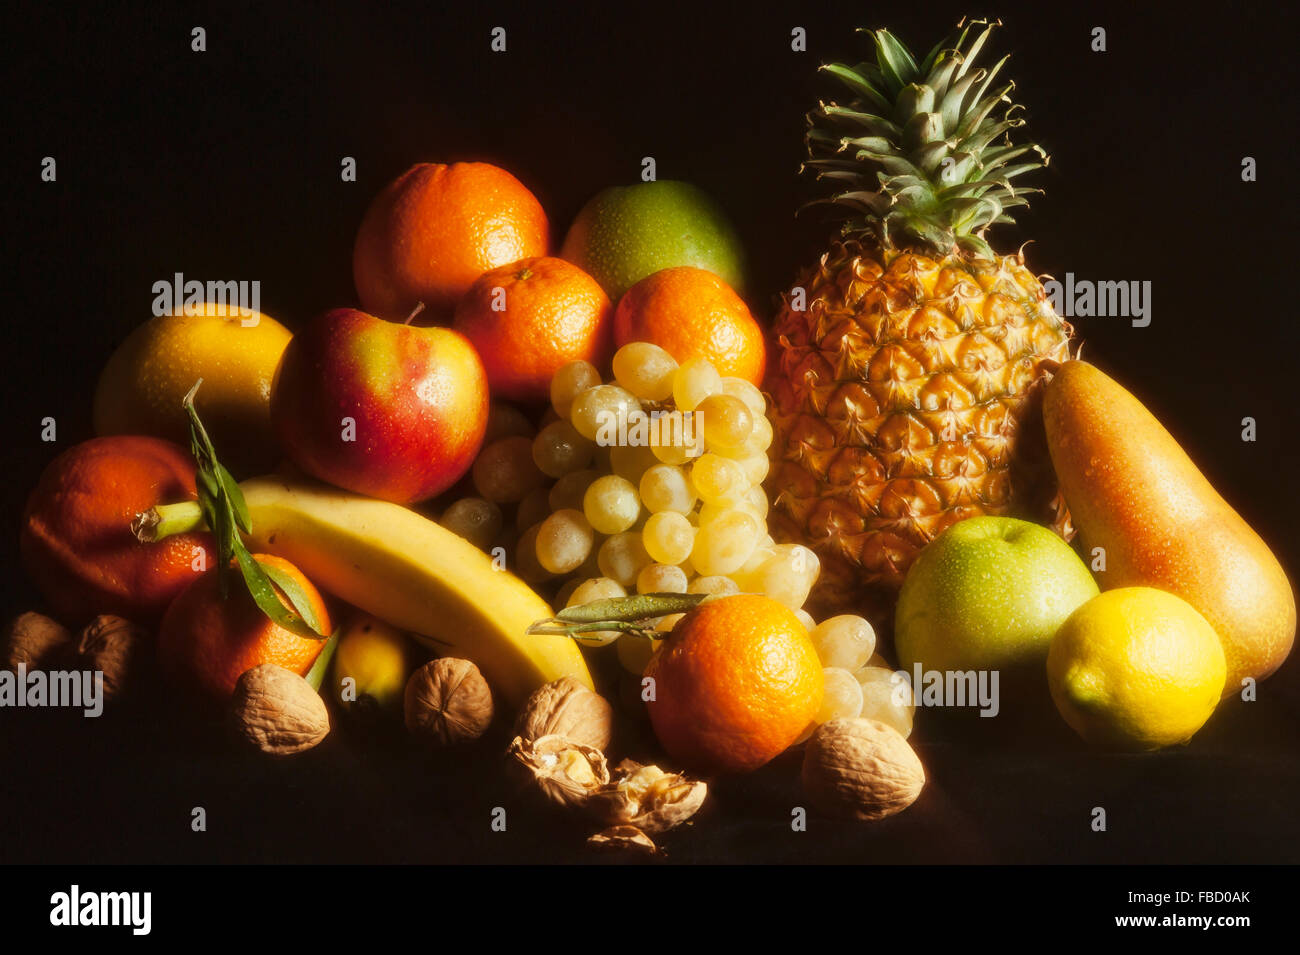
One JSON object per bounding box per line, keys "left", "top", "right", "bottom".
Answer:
{"left": 894, "top": 516, "right": 1099, "bottom": 698}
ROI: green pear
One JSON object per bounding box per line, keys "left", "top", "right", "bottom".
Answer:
{"left": 1043, "top": 361, "right": 1295, "bottom": 694}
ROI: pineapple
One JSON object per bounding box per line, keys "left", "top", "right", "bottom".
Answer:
{"left": 767, "top": 19, "right": 1073, "bottom": 620}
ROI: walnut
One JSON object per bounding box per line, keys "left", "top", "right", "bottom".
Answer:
{"left": 4, "top": 611, "right": 72, "bottom": 671}
{"left": 74, "top": 614, "right": 146, "bottom": 701}
{"left": 515, "top": 676, "right": 614, "bottom": 751}
{"left": 508, "top": 734, "right": 610, "bottom": 809}
{"left": 587, "top": 758, "right": 708, "bottom": 833}
{"left": 231, "top": 664, "right": 330, "bottom": 755}
{"left": 801, "top": 718, "right": 925, "bottom": 821}
{"left": 404, "top": 658, "right": 494, "bottom": 746}
{"left": 587, "top": 826, "right": 661, "bottom": 857}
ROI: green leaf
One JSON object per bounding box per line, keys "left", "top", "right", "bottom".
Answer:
{"left": 234, "top": 548, "right": 326, "bottom": 640}
{"left": 217, "top": 463, "right": 251, "bottom": 534}
{"left": 820, "top": 63, "right": 891, "bottom": 113}
{"left": 873, "top": 29, "right": 920, "bottom": 90}
{"left": 554, "top": 593, "right": 706, "bottom": 624}
{"left": 303, "top": 629, "right": 341, "bottom": 692}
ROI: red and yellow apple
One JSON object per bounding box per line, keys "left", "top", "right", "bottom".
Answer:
{"left": 271, "top": 308, "right": 488, "bottom": 504}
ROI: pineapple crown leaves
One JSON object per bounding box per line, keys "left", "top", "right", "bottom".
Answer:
{"left": 802, "top": 18, "right": 1047, "bottom": 258}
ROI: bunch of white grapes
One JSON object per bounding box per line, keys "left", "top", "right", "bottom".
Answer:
{"left": 801, "top": 614, "right": 917, "bottom": 740}
{"left": 439, "top": 341, "right": 822, "bottom": 675}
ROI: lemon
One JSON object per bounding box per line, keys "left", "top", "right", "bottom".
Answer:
{"left": 1046, "top": 587, "right": 1226, "bottom": 750}
{"left": 93, "top": 306, "right": 292, "bottom": 475}
{"left": 332, "top": 615, "right": 413, "bottom": 711}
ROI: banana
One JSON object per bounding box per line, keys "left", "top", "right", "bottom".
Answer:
{"left": 235, "top": 476, "right": 591, "bottom": 706}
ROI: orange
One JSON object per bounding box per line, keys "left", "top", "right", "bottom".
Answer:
{"left": 158, "top": 553, "right": 331, "bottom": 701}
{"left": 645, "top": 594, "right": 824, "bottom": 773}
{"left": 353, "top": 162, "right": 549, "bottom": 320}
{"left": 613, "top": 266, "right": 766, "bottom": 385}
{"left": 453, "top": 256, "right": 613, "bottom": 403}
{"left": 21, "top": 436, "right": 213, "bottom": 625}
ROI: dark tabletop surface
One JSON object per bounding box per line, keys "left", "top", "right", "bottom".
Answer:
{"left": 3, "top": 0, "right": 1298, "bottom": 865}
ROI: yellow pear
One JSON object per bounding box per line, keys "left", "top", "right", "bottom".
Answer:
{"left": 1043, "top": 361, "right": 1294, "bottom": 694}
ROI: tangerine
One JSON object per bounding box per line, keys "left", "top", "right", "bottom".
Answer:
{"left": 453, "top": 256, "right": 613, "bottom": 403}
{"left": 352, "top": 162, "right": 549, "bottom": 320}
{"left": 613, "top": 267, "right": 765, "bottom": 385}
{"left": 645, "top": 594, "right": 824, "bottom": 773}
{"left": 158, "top": 553, "right": 331, "bottom": 701}
{"left": 21, "top": 436, "right": 212, "bottom": 625}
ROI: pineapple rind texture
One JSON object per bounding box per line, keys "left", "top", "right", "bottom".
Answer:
{"left": 767, "top": 242, "right": 1071, "bottom": 618}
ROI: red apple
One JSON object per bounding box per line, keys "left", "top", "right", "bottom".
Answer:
{"left": 271, "top": 308, "right": 488, "bottom": 504}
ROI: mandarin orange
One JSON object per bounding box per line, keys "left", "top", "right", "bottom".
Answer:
{"left": 353, "top": 162, "right": 549, "bottom": 320}
{"left": 645, "top": 594, "right": 823, "bottom": 773}
{"left": 158, "top": 553, "right": 331, "bottom": 701}
{"left": 453, "top": 256, "right": 613, "bottom": 403}
{"left": 21, "top": 436, "right": 213, "bottom": 625}
{"left": 613, "top": 267, "right": 766, "bottom": 385}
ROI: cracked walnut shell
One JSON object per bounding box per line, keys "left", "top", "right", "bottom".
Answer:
{"left": 405, "top": 658, "right": 494, "bottom": 746}
{"left": 515, "top": 676, "right": 613, "bottom": 751}
{"left": 801, "top": 718, "right": 925, "bottom": 821}
{"left": 508, "top": 734, "right": 610, "bottom": 809}
{"left": 587, "top": 759, "right": 707, "bottom": 834}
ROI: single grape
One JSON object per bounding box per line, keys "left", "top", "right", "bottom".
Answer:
{"left": 743, "top": 483, "right": 769, "bottom": 518}
{"left": 737, "top": 453, "right": 770, "bottom": 486}
{"left": 636, "top": 562, "right": 689, "bottom": 595}
{"left": 609, "top": 443, "right": 659, "bottom": 483}
{"left": 743, "top": 413, "right": 774, "bottom": 453}
{"left": 689, "top": 453, "right": 748, "bottom": 504}
{"left": 515, "top": 487, "right": 552, "bottom": 533}
{"left": 751, "top": 545, "right": 819, "bottom": 609}
{"left": 721, "top": 377, "right": 766, "bottom": 418}
{"left": 809, "top": 615, "right": 877, "bottom": 671}
{"left": 570, "top": 384, "right": 637, "bottom": 442}
{"left": 566, "top": 577, "right": 628, "bottom": 647}
{"left": 858, "top": 675, "right": 915, "bottom": 738}
{"left": 515, "top": 524, "right": 554, "bottom": 583}
{"left": 616, "top": 633, "right": 662, "bottom": 674}
{"left": 472, "top": 436, "right": 546, "bottom": 503}
{"left": 548, "top": 468, "right": 599, "bottom": 512}
{"left": 690, "top": 509, "right": 761, "bottom": 576}
{"left": 696, "top": 394, "right": 754, "bottom": 452}
{"left": 532, "top": 420, "right": 594, "bottom": 478}
{"left": 815, "top": 668, "right": 865, "bottom": 725}
{"left": 484, "top": 401, "right": 536, "bottom": 443}
{"left": 732, "top": 541, "right": 777, "bottom": 590}
{"left": 597, "top": 532, "right": 653, "bottom": 587}
{"left": 641, "top": 511, "right": 695, "bottom": 565}
{"left": 654, "top": 613, "right": 685, "bottom": 632}
{"left": 550, "top": 360, "right": 603, "bottom": 419}
{"left": 639, "top": 463, "right": 697, "bottom": 514}
{"left": 687, "top": 574, "right": 741, "bottom": 597}
{"left": 612, "top": 342, "right": 679, "bottom": 401}
{"left": 672, "top": 357, "right": 723, "bottom": 412}
{"left": 439, "top": 497, "right": 503, "bottom": 551}
{"left": 535, "top": 509, "right": 595, "bottom": 575}
{"left": 583, "top": 474, "right": 641, "bottom": 535}
{"left": 794, "top": 608, "right": 815, "bottom": 631}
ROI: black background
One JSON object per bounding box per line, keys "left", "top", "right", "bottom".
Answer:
{"left": 2, "top": 0, "right": 1298, "bottom": 866}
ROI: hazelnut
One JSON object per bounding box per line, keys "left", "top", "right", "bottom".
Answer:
{"left": 231, "top": 664, "right": 330, "bottom": 755}
{"left": 74, "top": 614, "right": 147, "bottom": 701}
{"left": 515, "top": 676, "right": 614, "bottom": 751}
{"left": 508, "top": 733, "right": 610, "bottom": 809}
{"left": 801, "top": 718, "right": 925, "bottom": 821}
{"left": 4, "top": 611, "right": 72, "bottom": 671}
{"left": 404, "top": 658, "right": 494, "bottom": 746}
